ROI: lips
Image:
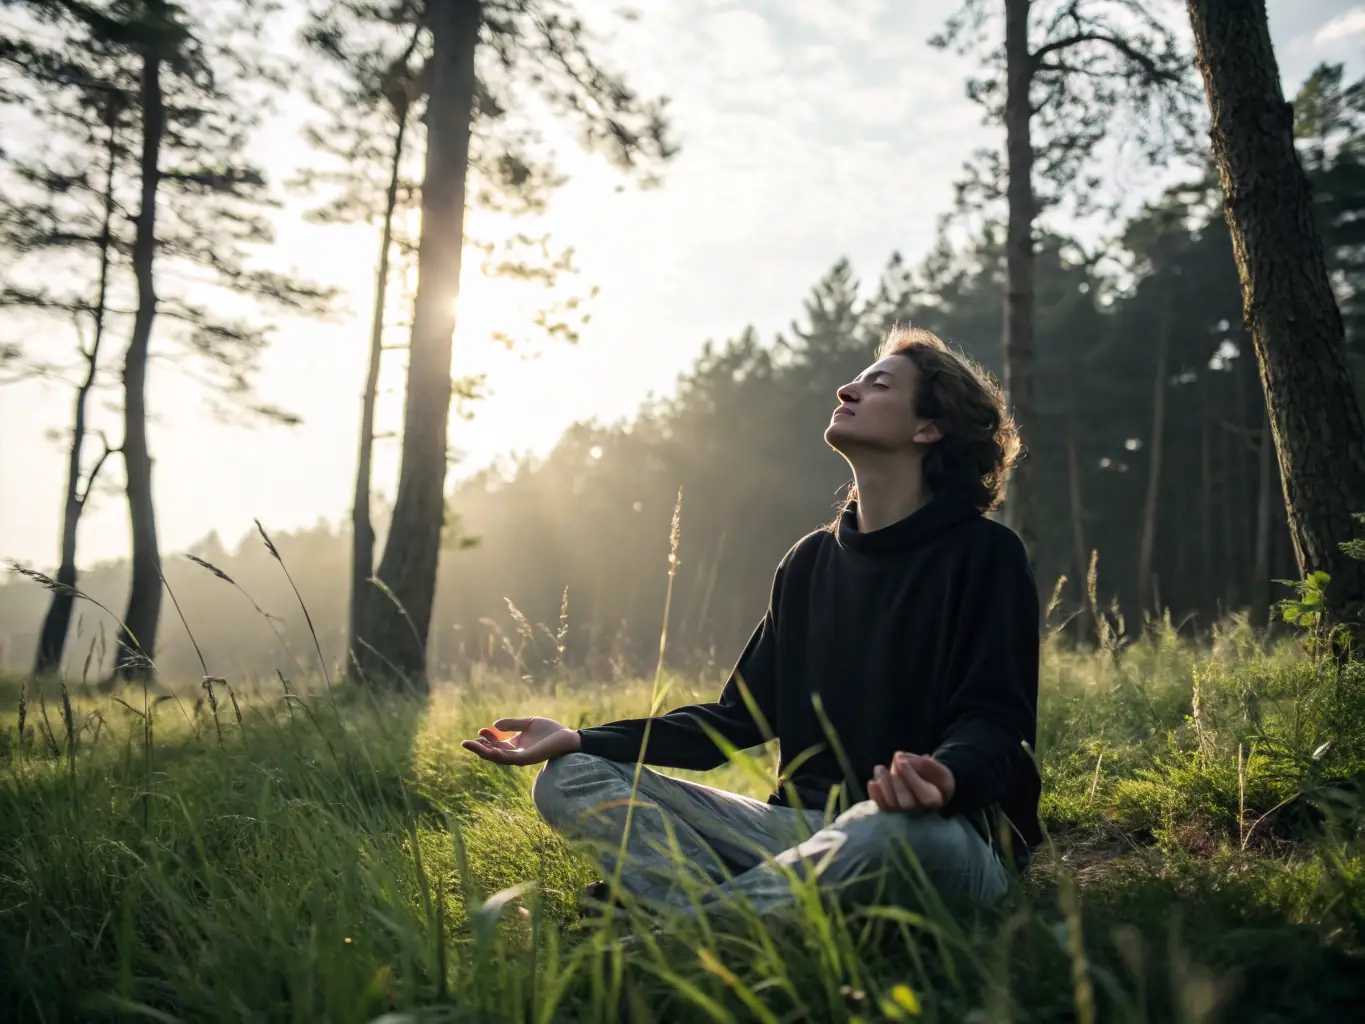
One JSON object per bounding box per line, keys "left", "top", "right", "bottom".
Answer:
{"left": 833, "top": 406, "right": 855, "bottom": 417}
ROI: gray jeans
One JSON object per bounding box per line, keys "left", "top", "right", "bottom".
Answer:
{"left": 532, "top": 752, "right": 1009, "bottom": 915}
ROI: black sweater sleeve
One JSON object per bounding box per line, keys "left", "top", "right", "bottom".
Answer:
{"left": 931, "top": 528, "right": 1040, "bottom": 818}
{"left": 575, "top": 559, "right": 784, "bottom": 770}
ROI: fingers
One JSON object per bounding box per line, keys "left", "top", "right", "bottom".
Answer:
{"left": 461, "top": 719, "right": 528, "bottom": 759}
{"left": 478, "top": 727, "right": 516, "bottom": 751}
{"left": 886, "top": 762, "right": 915, "bottom": 807}
{"left": 904, "top": 752, "right": 956, "bottom": 803}
{"left": 868, "top": 774, "right": 893, "bottom": 812}
{"left": 461, "top": 738, "right": 528, "bottom": 766}
{"left": 872, "top": 763, "right": 916, "bottom": 810}
{"left": 900, "top": 751, "right": 934, "bottom": 777}
{"left": 871, "top": 766, "right": 897, "bottom": 811}
{"left": 869, "top": 755, "right": 945, "bottom": 812}
{"left": 893, "top": 752, "right": 944, "bottom": 809}
{"left": 461, "top": 738, "right": 496, "bottom": 760}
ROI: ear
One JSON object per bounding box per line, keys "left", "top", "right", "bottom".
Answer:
{"left": 913, "top": 421, "right": 942, "bottom": 445}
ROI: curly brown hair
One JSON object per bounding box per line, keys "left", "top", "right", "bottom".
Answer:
{"left": 849, "top": 325, "right": 1021, "bottom": 514}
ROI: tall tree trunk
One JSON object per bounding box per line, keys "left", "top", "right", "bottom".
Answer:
{"left": 1252, "top": 413, "right": 1275, "bottom": 625}
{"left": 1199, "top": 369, "right": 1214, "bottom": 618}
{"left": 115, "top": 51, "right": 166, "bottom": 682}
{"left": 1188, "top": 0, "right": 1365, "bottom": 624}
{"left": 355, "top": 0, "right": 481, "bottom": 688}
{"left": 1221, "top": 410, "right": 1239, "bottom": 611}
{"left": 1137, "top": 307, "right": 1170, "bottom": 618}
{"left": 1002, "top": 0, "right": 1039, "bottom": 563}
{"left": 33, "top": 95, "right": 120, "bottom": 676}
{"left": 1173, "top": 489, "right": 1187, "bottom": 617}
{"left": 347, "top": 100, "right": 411, "bottom": 681}
{"left": 1233, "top": 356, "right": 1252, "bottom": 595}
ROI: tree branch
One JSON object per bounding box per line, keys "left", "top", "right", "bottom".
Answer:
{"left": 159, "top": 167, "right": 266, "bottom": 190}
{"left": 1036, "top": 58, "right": 1111, "bottom": 80}
{"left": 1031, "top": 32, "right": 1174, "bottom": 84}
{"left": 76, "top": 430, "right": 119, "bottom": 507}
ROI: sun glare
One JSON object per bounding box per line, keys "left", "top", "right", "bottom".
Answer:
{"left": 237, "top": 200, "right": 586, "bottom": 502}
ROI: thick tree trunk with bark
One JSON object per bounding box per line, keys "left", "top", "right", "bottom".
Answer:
{"left": 347, "top": 104, "right": 410, "bottom": 681}
{"left": 1002, "top": 0, "right": 1039, "bottom": 562}
{"left": 115, "top": 52, "right": 166, "bottom": 682}
{"left": 35, "top": 395, "right": 115, "bottom": 677}
{"left": 34, "top": 98, "right": 120, "bottom": 676}
{"left": 1137, "top": 307, "right": 1170, "bottom": 617}
{"left": 355, "top": 0, "right": 480, "bottom": 688}
{"left": 1188, "top": 0, "right": 1365, "bottom": 624}
{"left": 36, "top": 413, "right": 97, "bottom": 676}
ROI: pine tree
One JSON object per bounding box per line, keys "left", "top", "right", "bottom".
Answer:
{"left": 0, "top": 11, "right": 131, "bottom": 674}
{"left": 777, "top": 257, "right": 875, "bottom": 396}
{"left": 1186, "top": 0, "right": 1365, "bottom": 626}
{"left": 294, "top": 1, "right": 426, "bottom": 684}
{"left": 1, "top": 0, "right": 335, "bottom": 680}
{"left": 337, "top": 0, "right": 678, "bottom": 688}
{"left": 933, "top": 0, "right": 1197, "bottom": 563}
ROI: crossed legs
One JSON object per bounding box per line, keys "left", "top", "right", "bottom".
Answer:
{"left": 532, "top": 752, "right": 1008, "bottom": 915}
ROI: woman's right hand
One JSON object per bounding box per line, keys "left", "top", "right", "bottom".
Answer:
{"left": 461, "top": 716, "right": 582, "bottom": 766}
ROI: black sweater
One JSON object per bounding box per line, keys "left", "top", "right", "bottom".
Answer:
{"left": 577, "top": 494, "right": 1043, "bottom": 858}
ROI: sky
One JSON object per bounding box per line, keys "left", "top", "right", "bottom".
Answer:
{"left": 2, "top": 0, "right": 1364, "bottom": 571}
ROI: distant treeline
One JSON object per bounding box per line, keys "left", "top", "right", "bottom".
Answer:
{"left": 6, "top": 129, "right": 1365, "bottom": 681}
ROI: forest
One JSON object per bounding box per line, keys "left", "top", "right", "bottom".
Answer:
{"left": 3, "top": 1, "right": 1365, "bottom": 1022}
{"left": 6, "top": 67, "right": 1365, "bottom": 682}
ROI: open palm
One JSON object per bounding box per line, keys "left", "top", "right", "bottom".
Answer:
{"left": 461, "top": 716, "right": 580, "bottom": 766}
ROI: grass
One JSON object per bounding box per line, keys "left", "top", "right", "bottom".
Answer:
{"left": 1, "top": 615, "right": 1363, "bottom": 1023}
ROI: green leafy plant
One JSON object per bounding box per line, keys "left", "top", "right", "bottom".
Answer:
{"left": 1341, "top": 512, "right": 1365, "bottom": 563}
{"left": 1275, "top": 513, "right": 1365, "bottom": 654}
{"left": 1276, "top": 570, "right": 1332, "bottom": 631}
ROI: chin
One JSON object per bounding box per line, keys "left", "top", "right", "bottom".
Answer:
{"left": 824, "top": 420, "right": 856, "bottom": 452}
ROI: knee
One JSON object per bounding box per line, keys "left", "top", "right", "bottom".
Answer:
{"left": 836, "top": 806, "right": 974, "bottom": 873}
{"left": 531, "top": 752, "right": 617, "bottom": 826}
{"left": 816, "top": 804, "right": 1005, "bottom": 905}
{"left": 887, "top": 815, "right": 975, "bottom": 873}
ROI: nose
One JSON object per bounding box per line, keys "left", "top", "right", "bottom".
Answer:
{"left": 837, "top": 381, "right": 859, "bottom": 404}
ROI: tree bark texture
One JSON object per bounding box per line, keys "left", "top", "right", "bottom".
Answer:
{"left": 115, "top": 51, "right": 165, "bottom": 682}
{"left": 1137, "top": 306, "right": 1170, "bottom": 617}
{"left": 347, "top": 102, "right": 410, "bottom": 681}
{"left": 1002, "top": 0, "right": 1040, "bottom": 563}
{"left": 34, "top": 96, "right": 120, "bottom": 676}
{"left": 355, "top": 0, "right": 481, "bottom": 687}
{"left": 1188, "top": 0, "right": 1365, "bottom": 623}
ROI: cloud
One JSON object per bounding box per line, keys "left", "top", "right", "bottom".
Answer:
{"left": 781, "top": 0, "right": 889, "bottom": 46}
{"left": 1315, "top": 6, "right": 1365, "bottom": 44}
{"left": 2, "top": 0, "right": 997, "bottom": 565}
{"left": 547, "top": 0, "right": 990, "bottom": 306}
{"left": 707, "top": 7, "right": 783, "bottom": 79}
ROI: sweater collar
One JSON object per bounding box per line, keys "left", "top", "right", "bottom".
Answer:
{"left": 835, "top": 493, "right": 980, "bottom": 553}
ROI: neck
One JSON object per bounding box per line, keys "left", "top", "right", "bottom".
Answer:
{"left": 850, "top": 457, "right": 929, "bottom": 533}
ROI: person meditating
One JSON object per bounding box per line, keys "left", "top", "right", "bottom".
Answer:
{"left": 462, "top": 326, "right": 1042, "bottom": 917}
